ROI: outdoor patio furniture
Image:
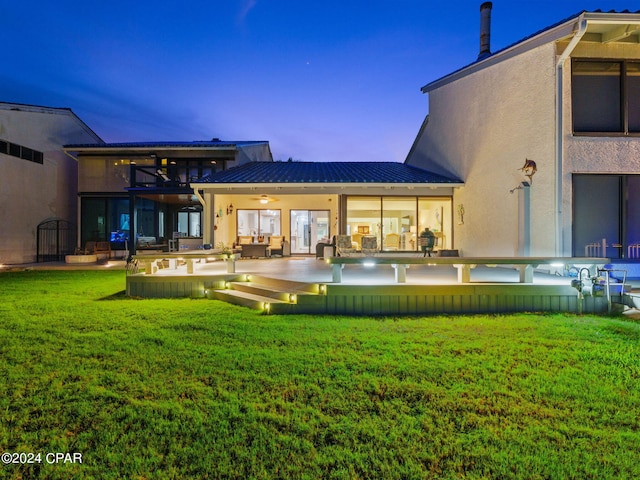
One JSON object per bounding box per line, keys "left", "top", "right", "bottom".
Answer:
{"left": 384, "top": 233, "right": 400, "bottom": 250}
{"left": 361, "top": 235, "right": 378, "bottom": 255}
{"left": 95, "top": 241, "right": 111, "bottom": 255}
{"left": 237, "top": 236, "right": 254, "bottom": 246}
{"left": 316, "top": 236, "right": 336, "bottom": 259}
{"left": 351, "top": 233, "right": 363, "bottom": 250}
{"left": 336, "top": 235, "right": 356, "bottom": 257}
{"left": 76, "top": 241, "right": 96, "bottom": 255}
{"left": 267, "top": 235, "right": 286, "bottom": 257}
{"left": 240, "top": 243, "right": 269, "bottom": 258}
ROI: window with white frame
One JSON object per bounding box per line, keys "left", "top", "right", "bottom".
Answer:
{"left": 237, "top": 209, "right": 281, "bottom": 237}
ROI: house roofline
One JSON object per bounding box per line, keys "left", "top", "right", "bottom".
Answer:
{"left": 191, "top": 182, "right": 464, "bottom": 190}
{"left": 421, "top": 10, "right": 640, "bottom": 93}
{"left": 0, "top": 100, "right": 103, "bottom": 143}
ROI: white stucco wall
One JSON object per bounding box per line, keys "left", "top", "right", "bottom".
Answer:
{"left": 0, "top": 104, "right": 101, "bottom": 264}
{"left": 408, "top": 44, "right": 557, "bottom": 256}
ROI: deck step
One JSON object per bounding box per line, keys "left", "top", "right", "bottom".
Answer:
{"left": 209, "top": 277, "right": 326, "bottom": 313}
{"left": 227, "top": 282, "right": 294, "bottom": 302}
{"left": 246, "top": 275, "right": 321, "bottom": 294}
{"left": 210, "top": 289, "right": 288, "bottom": 310}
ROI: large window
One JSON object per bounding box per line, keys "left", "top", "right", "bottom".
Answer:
{"left": 572, "top": 59, "right": 640, "bottom": 134}
{"left": 345, "top": 196, "right": 452, "bottom": 251}
{"left": 177, "top": 208, "right": 202, "bottom": 237}
{"left": 80, "top": 197, "right": 130, "bottom": 246}
{"left": 573, "top": 174, "right": 640, "bottom": 258}
{"left": 237, "top": 209, "right": 281, "bottom": 237}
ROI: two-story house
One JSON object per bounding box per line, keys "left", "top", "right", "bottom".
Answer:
{"left": 406, "top": 3, "right": 640, "bottom": 259}
{"left": 64, "top": 140, "right": 273, "bottom": 256}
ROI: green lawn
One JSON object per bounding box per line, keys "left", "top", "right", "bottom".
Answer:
{"left": 0, "top": 270, "right": 639, "bottom": 479}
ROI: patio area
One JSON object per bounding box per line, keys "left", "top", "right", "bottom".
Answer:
{"left": 129, "top": 255, "right": 578, "bottom": 285}
{"left": 125, "top": 255, "right": 627, "bottom": 315}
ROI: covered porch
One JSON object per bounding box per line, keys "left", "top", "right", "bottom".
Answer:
{"left": 191, "top": 161, "right": 464, "bottom": 256}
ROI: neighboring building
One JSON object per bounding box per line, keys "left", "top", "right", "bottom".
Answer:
{"left": 191, "top": 161, "right": 462, "bottom": 254}
{"left": 63, "top": 140, "right": 273, "bottom": 255}
{"left": 406, "top": 4, "right": 640, "bottom": 259}
{"left": 0, "top": 102, "right": 102, "bottom": 264}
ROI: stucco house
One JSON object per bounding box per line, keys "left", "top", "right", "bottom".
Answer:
{"left": 406, "top": 3, "right": 640, "bottom": 259}
{"left": 0, "top": 102, "right": 102, "bottom": 264}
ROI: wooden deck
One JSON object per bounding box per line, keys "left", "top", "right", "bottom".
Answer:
{"left": 327, "top": 256, "right": 609, "bottom": 283}
{"left": 125, "top": 256, "right": 623, "bottom": 315}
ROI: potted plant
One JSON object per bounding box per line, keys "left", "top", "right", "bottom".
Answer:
{"left": 215, "top": 241, "right": 233, "bottom": 259}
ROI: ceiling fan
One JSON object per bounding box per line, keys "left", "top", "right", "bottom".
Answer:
{"left": 251, "top": 194, "right": 279, "bottom": 204}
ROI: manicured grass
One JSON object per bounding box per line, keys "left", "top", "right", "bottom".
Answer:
{"left": 0, "top": 270, "right": 639, "bottom": 479}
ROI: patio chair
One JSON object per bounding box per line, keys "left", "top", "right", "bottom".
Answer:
{"left": 383, "top": 233, "right": 400, "bottom": 251}
{"left": 267, "top": 235, "right": 285, "bottom": 257}
{"left": 235, "top": 236, "right": 254, "bottom": 249}
{"left": 361, "top": 235, "right": 378, "bottom": 256}
{"left": 336, "top": 235, "right": 357, "bottom": 257}
{"left": 76, "top": 241, "right": 96, "bottom": 255}
{"left": 316, "top": 236, "right": 336, "bottom": 259}
{"left": 351, "top": 233, "right": 363, "bottom": 250}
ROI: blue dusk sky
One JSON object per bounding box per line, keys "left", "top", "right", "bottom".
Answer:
{"left": 1, "top": 1, "right": 637, "bottom": 162}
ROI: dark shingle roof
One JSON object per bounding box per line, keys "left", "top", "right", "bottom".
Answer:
{"left": 196, "top": 161, "right": 462, "bottom": 185}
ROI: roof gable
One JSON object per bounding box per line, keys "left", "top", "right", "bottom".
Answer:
{"left": 422, "top": 9, "right": 640, "bottom": 93}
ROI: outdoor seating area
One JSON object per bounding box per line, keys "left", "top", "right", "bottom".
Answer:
{"left": 67, "top": 241, "right": 112, "bottom": 264}
{"left": 233, "top": 235, "right": 290, "bottom": 258}
{"left": 131, "top": 251, "right": 237, "bottom": 275}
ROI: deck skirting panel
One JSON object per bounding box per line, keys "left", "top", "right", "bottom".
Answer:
{"left": 126, "top": 274, "right": 616, "bottom": 314}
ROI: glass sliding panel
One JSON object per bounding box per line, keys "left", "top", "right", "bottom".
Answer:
{"left": 625, "top": 176, "right": 640, "bottom": 254}
{"left": 572, "top": 60, "right": 622, "bottom": 132}
{"left": 177, "top": 212, "right": 189, "bottom": 236}
{"left": 259, "top": 210, "right": 281, "bottom": 236}
{"left": 417, "top": 197, "right": 453, "bottom": 251}
{"left": 189, "top": 211, "right": 201, "bottom": 237}
{"left": 237, "top": 210, "right": 259, "bottom": 237}
{"left": 81, "top": 198, "right": 107, "bottom": 245}
{"left": 346, "top": 196, "right": 381, "bottom": 250}
{"left": 627, "top": 62, "right": 640, "bottom": 132}
{"left": 573, "top": 175, "right": 621, "bottom": 258}
{"left": 290, "top": 210, "right": 309, "bottom": 254}
{"left": 311, "top": 210, "right": 330, "bottom": 247}
{"left": 290, "top": 210, "right": 330, "bottom": 254}
{"left": 382, "top": 197, "right": 416, "bottom": 251}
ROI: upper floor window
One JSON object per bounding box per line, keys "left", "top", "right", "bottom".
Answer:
{"left": 572, "top": 59, "right": 640, "bottom": 134}
{"left": 0, "top": 139, "right": 44, "bottom": 164}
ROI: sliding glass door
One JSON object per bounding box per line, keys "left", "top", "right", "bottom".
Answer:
{"left": 290, "top": 210, "right": 330, "bottom": 254}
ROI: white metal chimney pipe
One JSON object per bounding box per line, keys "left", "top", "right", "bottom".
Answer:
{"left": 478, "top": 2, "right": 492, "bottom": 60}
